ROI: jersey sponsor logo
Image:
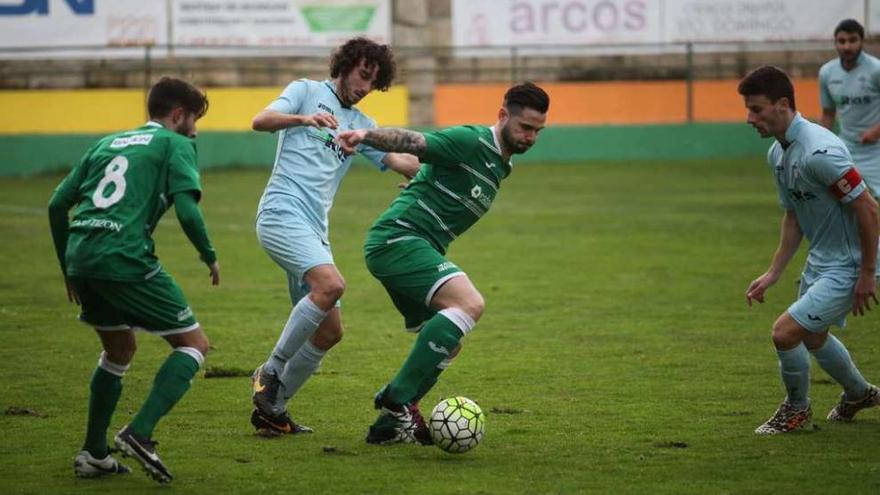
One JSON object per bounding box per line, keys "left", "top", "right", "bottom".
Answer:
{"left": 470, "top": 184, "right": 492, "bottom": 209}
{"left": 70, "top": 218, "right": 123, "bottom": 232}
{"left": 787, "top": 189, "right": 817, "bottom": 202}
{"left": 830, "top": 168, "right": 863, "bottom": 199}
{"left": 309, "top": 129, "right": 347, "bottom": 162}
{"left": 437, "top": 261, "right": 457, "bottom": 272}
{"left": 839, "top": 95, "right": 874, "bottom": 107}
{"left": 110, "top": 134, "right": 154, "bottom": 149}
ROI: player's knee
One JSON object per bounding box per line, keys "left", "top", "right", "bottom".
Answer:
{"left": 771, "top": 320, "right": 801, "bottom": 350}
{"left": 462, "top": 293, "right": 485, "bottom": 321}
{"left": 106, "top": 341, "right": 136, "bottom": 365}
{"left": 313, "top": 278, "right": 345, "bottom": 307}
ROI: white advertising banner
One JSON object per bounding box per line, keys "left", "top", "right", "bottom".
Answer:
{"left": 0, "top": 0, "right": 167, "bottom": 58}
{"left": 870, "top": 0, "right": 880, "bottom": 35}
{"left": 452, "top": 0, "right": 866, "bottom": 56}
{"left": 452, "top": 0, "right": 662, "bottom": 54}
{"left": 172, "top": 0, "right": 391, "bottom": 54}
{"left": 664, "top": 0, "right": 863, "bottom": 43}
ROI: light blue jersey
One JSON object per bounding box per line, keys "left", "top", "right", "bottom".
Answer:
{"left": 768, "top": 113, "right": 867, "bottom": 273}
{"left": 258, "top": 79, "right": 387, "bottom": 241}
{"left": 819, "top": 51, "right": 880, "bottom": 196}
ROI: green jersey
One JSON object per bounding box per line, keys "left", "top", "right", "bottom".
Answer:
{"left": 366, "top": 125, "right": 511, "bottom": 253}
{"left": 50, "top": 122, "right": 203, "bottom": 281}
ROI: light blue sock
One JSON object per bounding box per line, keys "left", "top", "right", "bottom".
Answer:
{"left": 265, "top": 297, "right": 327, "bottom": 376}
{"left": 810, "top": 335, "right": 870, "bottom": 400}
{"left": 777, "top": 344, "right": 811, "bottom": 409}
{"left": 275, "top": 341, "right": 326, "bottom": 410}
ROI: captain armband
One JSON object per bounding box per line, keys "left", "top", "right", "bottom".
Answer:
{"left": 829, "top": 168, "right": 863, "bottom": 199}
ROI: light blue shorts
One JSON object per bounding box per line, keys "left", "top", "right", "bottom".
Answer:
{"left": 256, "top": 208, "right": 334, "bottom": 305}
{"left": 787, "top": 267, "right": 857, "bottom": 332}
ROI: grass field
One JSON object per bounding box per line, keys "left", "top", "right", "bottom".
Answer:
{"left": 2, "top": 160, "right": 880, "bottom": 494}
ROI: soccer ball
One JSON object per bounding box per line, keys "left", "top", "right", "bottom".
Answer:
{"left": 428, "top": 396, "right": 485, "bottom": 453}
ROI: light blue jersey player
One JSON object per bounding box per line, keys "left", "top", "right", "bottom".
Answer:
{"left": 738, "top": 66, "right": 880, "bottom": 436}
{"left": 820, "top": 19, "right": 880, "bottom": 197}
{"left": 248, "top": 38, "right": 420, "bottom": 435}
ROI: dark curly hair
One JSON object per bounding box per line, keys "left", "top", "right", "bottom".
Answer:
{"left": 148, "top": 76, "right": 209, "bottom": 119}
{"left": 329, "top": 37, "right": 396, "bottom": 91}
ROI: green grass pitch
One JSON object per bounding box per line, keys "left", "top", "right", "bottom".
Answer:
{"left": 1, "top": 160, "right": 879, "bottom": 494}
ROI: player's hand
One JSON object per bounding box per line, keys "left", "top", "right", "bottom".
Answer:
{"left": 860, "top": 129, "right": 880, "bottom": 144}
{"left": 852, "top": 272, "right": 878, "bottom": 316}
{"left": 336, "top": 129, "right": 366, "bottom": 155}
{"left": 304, "top": 113, "right": 338, "bottom": 129}
{"left": 208, "top": 261, "right": 220, "bottom": 286}
{"left": 65, "top": 278, "right": 80, "bottom": 305}
{"left": 746, "top": 271, "right": 779, "bottom": 306}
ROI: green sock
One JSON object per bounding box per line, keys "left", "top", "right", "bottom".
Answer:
{"left": 412, "top": 366, "right": 445, "bottom": 404}
{"left": 82, "top": 367, "right": 122, "bottom": 458}
{"left": 388, "top": 313, "right": 462, "bottom": 405}
{"left": 129, "top": 350, "right": 200, "bottom": 438}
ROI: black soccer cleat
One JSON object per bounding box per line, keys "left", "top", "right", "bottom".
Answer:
{"left": 251, "top": 364, "right": 282, "bottom": 417}
{"left": 114, "top": 425, "right": 173, "bottom": 483}
{"left": 366, "top": 385, "right": 416, "bottom": 445}
{"left": 250, "top": 408, "right": 313, "bottom": 436}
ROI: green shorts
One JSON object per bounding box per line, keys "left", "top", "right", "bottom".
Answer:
{"left": 69, "top": 269, "right": 199, "bottom": 335}
{"left": 365, "top": 236, "right": 464, "bottom": 331}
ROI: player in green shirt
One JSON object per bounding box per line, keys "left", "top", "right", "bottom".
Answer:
{"left": 337, "top": 82, "right": 549, "bottom": 444}
{"left": 48, "top": 77, "right": 218, "bottom": 483}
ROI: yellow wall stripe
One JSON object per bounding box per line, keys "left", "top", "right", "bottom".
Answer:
{"left": 0, "top": 85, "right": 409, "bottom": 134}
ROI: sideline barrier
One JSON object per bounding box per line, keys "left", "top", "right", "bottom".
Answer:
{"left": 0, "top": 123, "right": 769, "bottom": 176}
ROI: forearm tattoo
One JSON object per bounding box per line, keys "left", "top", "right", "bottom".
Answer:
{"left": 363, "top": 128, "right": 427, "bottom": 157}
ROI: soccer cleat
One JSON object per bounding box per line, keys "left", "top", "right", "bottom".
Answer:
{"left": 251, "top": 364, "right": 282, "bottom": 417}
{"left": 73, "top": 450, "right": 131, "bottom": 478}
{"left": 250, "top": 408, "right": 313, "bottom": 436}
{"left": 114, "top": 426, "right": 173, "bottom": 484}
{"left": 827, "top": 385, "right": 880, "bottom": 422}
{"left": 408, "top": 402, "right": 433, "bottom": 446}
{"left": 755, "top": 400, "right": 813, "bottom": 435}
{"left": 366, "top": 386, "right": 416, "bottom": 445}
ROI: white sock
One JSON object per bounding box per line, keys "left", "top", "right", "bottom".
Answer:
{"left": 265, "top": 297, "right": 327, "bottom": 375}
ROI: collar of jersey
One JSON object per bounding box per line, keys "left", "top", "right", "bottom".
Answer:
{"left": 840, "top": 51, "right": 868, "bottom": 71}
{"left": 323, "top": 80, "right": 351, "bottom": 109}
{"left": 783, "top": 112, "right": 806, "bottom": 145}
{"left": 488, "top": 125, "right": 514, "bottom": 168}
{"left": 145, "top": 121, "right": 164, "bottom": 128}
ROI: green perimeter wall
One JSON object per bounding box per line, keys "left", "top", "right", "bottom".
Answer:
{"left": 0, "top": 123, "right": 769, "bottom": 176}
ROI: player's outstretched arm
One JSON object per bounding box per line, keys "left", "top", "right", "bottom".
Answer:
{"left": 746, "top": 209, "right": 802, "bottom": 306}
{"left": 252, "top": 109, "right": 338, "bottom": 133}
{"left": 382, "top": 153, "right": 421, "bottom": 179}
{"left": 849, "top": 191, "right": 879, "bottom": 315}
{"left": 338, "top": 128, "right": 427, "bottom": 157}
{"left": 173, "top": 191, "right": 220, "bottom": 286}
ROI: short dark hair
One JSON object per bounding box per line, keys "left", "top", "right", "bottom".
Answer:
{"left": 504, "top": 82, "right": 550, "bottom": 115}
{"left": 329, "top": 37, "right": 396, "bottom": 91}
{"left": 834, "top": 19, "right": 864, "bottom": 39}
{"left": 737, "top": 66, "right": 796, "bottom": 111}
{"left": 147, "top": 76, "right": 208, "bottom": 119}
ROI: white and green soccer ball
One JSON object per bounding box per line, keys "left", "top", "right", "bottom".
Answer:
{"left": 429, "top": 396, "right": 485, "bottom": 453}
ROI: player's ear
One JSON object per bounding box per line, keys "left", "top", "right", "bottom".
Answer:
{"left": 498, "top": 106, "right": 509, "bottom": 123}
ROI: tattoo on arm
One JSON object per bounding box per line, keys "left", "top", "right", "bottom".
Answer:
{"left": 363, "top": 128, "right": 427, "bottom": 157}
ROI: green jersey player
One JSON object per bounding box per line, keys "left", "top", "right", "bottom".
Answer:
{"left": 337, "top": 82, "right": 549, "bottom": 444}
{"left": 48, "top": 77, "right": 218, "bottom": 483}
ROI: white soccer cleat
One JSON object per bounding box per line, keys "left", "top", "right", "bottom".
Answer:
{"left": 755, "top": 400, "right": 812, "bottom": 435}
{"left": 827, "top": 385, "right": 880, "bottom": 422}
{"left": 73, "top": 450, "right": 131, "bottom": 478}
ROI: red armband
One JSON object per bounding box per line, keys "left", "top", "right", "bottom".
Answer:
{"left": 829, "top": 168, "right": 863, "bottom": 199}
